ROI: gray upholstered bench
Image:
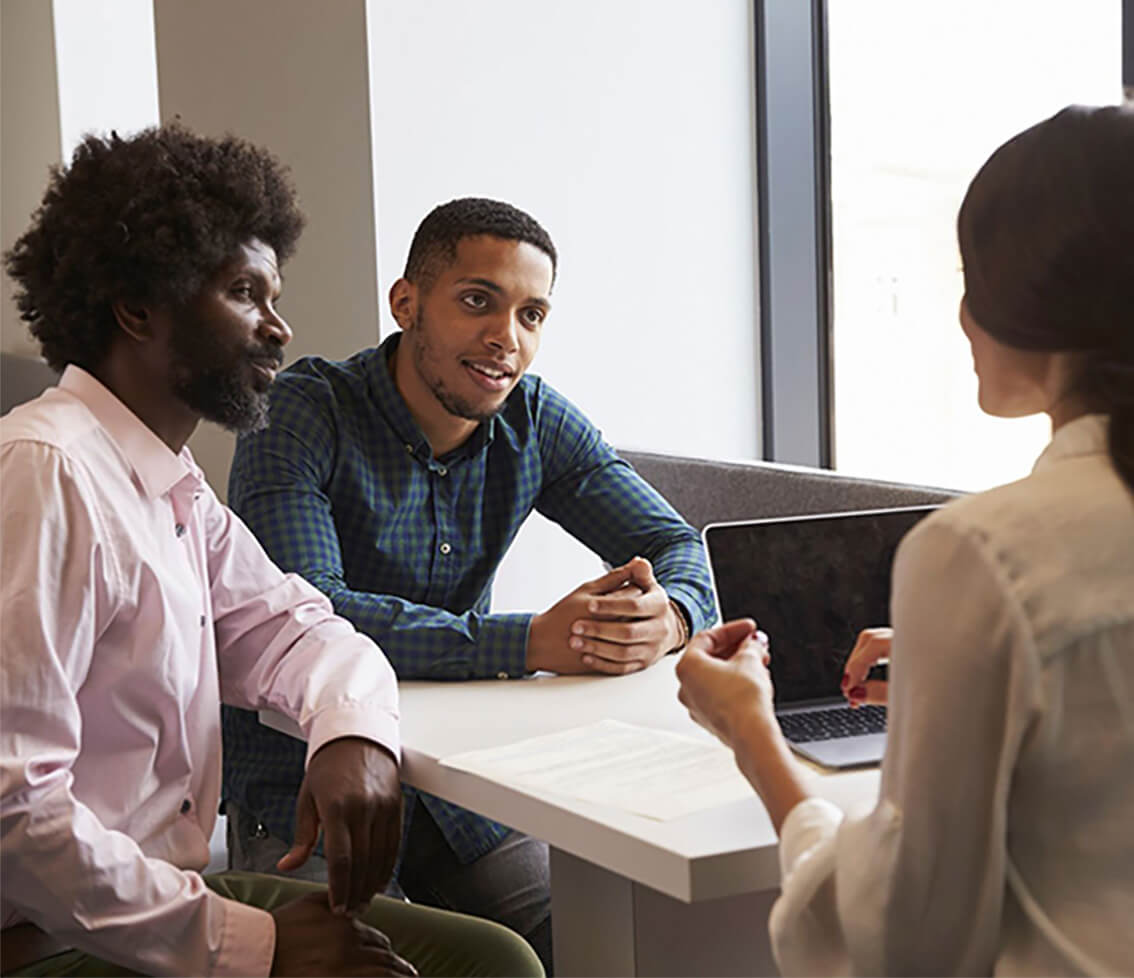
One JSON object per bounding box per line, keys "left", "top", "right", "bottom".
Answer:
{"left": 619, "top": 448, "right": 960, "bottom": 530}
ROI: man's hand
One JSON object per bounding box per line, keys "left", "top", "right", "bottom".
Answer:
{"left": 270, "top": 890, "right": 417, "bottom": 976}
{"left": 527, "top": 557, "right": 685, "bottom": 675}
{"left": 278, "top": 737, "right": 402, "bottom": 915}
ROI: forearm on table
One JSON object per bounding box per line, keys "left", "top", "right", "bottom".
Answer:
{"left": 319, "top": 582, "right": 533, "bottom": 680}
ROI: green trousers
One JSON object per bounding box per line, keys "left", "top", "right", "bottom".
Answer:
{"left": 9, "top": 872, "right": 545, "bottom": 977}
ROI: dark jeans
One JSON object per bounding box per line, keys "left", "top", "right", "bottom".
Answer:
{"left": 5, "top": 872, "right": 543, "bottom": 977}
{"left": 226, "top": 801, "right": 554, "bottom": 974}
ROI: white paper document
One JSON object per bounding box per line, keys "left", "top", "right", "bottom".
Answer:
{"left": 440, "top": 719, "right": 755, "bottom": 821}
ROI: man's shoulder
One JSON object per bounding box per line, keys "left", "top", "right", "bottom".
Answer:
{"left": 0, "top": 387, "right": 98, "bottom": 456}
{"left": 497, "top": 373, "right": 617, "bottom": 471}
{"left": 268, "top": 348, "right": 381, "bottom": 417}
{"left": 503, "top": 373, "right": 591, "bottom": 426}
{"left": 277, "top": 349, "right": 377, "bottom": 393}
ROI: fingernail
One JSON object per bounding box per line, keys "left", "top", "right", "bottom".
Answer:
{"left": 570, "top": 637, "right": 583, "bottom": 650}
{"left": 588, "top": 600, "right": 599, "bottom": 613}
{"left": 582, "top": 655, "right": 594, "bottom": 666}
{"left": 841, "top": 674, "right": 849, "bottom": 688}
{"left": 572, "top": 622, "right": 585, "bottom": 635}
{"left": 848, "top": 685, "right": 866, "bottom": 700}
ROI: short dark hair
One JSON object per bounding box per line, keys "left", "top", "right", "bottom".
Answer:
{"left": 958, "top": 103, "right": 1134, "bottom": 493}
{"left": 4, "top": 122, "right": 305, "bottom": 373}
{"left": 403, "top": 197, "right": 557, "bottom": 290}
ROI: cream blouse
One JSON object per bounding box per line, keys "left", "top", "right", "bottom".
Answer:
{"left": 770, "top": 414, "right": 1134, "bottom": 976}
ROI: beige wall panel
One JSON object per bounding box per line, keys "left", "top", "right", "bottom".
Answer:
{"left": 2, "top": 0, "right": 62, "bottom": 358}
{"left": 153, "top": 0, "right": 381, "bottom": 494}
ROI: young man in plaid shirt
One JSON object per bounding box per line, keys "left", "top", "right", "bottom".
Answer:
{"left": 222, "top": 198, "right": 716, "bottom": 971}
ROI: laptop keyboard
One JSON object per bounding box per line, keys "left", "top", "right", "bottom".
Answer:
{"left": 778, "top": 705, "right": 887, "bottom": 743}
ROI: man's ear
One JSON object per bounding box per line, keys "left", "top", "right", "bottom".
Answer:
{"left": 388, "top": 278, "right": 418, "bottom": 332}
{"left": 110, "top": 299, "right": 155, "bottom": 343}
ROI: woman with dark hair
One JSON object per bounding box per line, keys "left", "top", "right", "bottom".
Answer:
{"left": 676, "top": 104, "right": 1134, "bottom": 976}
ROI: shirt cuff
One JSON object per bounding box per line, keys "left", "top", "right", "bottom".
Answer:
{"left": 778, "top": 796, "right": 844, "bottom": 879}
{"left": 211, "top": 894, "right": 275, "bottom": 976}
{"left": 303, "top": 701, "right": 401, "bottom": 769}
{"left": 477, "top": 611, "right": 533, "bottom": 678}
{"left": 664, "top": 584, "right": 716, "bottom": 634}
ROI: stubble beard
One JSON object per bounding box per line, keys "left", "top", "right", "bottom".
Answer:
{"left": 410, "top": 312, "right": 503, "bottom": 424}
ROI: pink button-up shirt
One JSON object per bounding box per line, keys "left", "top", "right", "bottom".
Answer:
{"left": 1, "top": 367, "right": 400, "bottom": 976}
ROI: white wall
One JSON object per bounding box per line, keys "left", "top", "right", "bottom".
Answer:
{"left": 366, "top": 0, "right": 761, "bottom": 610}
{"left": 52, "top": 0, "right": 159, "bottom": 157}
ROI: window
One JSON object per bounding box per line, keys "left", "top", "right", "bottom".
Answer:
{"left": 828, "top": 0, "right": 1123, "bottom": 490}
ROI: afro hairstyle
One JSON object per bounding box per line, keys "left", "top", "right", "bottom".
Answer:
{"left": 4, "top": 122, "right": 305, "bottom": 372}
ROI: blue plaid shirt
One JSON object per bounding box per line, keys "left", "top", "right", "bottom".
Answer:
{"left": 222, "top": 333, "right": 715, "bottom": 864}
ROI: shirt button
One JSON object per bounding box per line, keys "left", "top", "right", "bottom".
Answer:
{"left": 180, "top": 799, "right": 191, "bottom": 814}
{"left": 405, "top": 443, "right": 414, "bottom": 454}
{"left": 254, "top": 821, "right": 270, "bottom": 840}
{"left": 437, "top": 466, "right": 448, "bottom": 477}
{"left": 439, "top": 542, "right": 452, "bottom": 555}
{"left": 496, "top": 671, "right": 509, "bottom": 680}
{"left": 199, "top": 614, "right": 206, "bottom": 628}
{"left": 174, "top": 523, "right": 185, "bottom": 538}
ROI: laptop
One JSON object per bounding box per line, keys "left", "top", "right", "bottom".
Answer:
{"left": 703, "top": 505, "right": 938, "bottom": 768}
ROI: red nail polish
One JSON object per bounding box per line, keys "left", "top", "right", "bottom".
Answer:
{"left": 840, "top": 674, "right": 850, "bottom": 688}
{"left": 848, "top": 685, "right": 866, "bottom": 700}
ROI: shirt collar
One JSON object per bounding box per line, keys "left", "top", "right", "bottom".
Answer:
{"left": 366, "top": 333, "right": 495, "bottom": 463}
{"left": 1032, "top": 413, "right": 1110, "bottom": 475}
{"left": 58, "top": 366, "right": 195, "bottom": 499}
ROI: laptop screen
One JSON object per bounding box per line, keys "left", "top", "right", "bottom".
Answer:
{"left": 703, "top": 506, "right": 938, "bottom": 707}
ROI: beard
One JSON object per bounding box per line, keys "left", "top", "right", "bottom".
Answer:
{"left": 167, "top": 310, "right": 284, "bottom": 433}
{"left": 409, "top": 310, "right": 503, "bottom": 424}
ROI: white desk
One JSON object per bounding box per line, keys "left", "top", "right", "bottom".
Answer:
{"left": 262, "top": 659, "right": 880, "bottom": 976}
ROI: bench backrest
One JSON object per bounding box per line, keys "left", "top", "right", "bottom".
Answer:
{"left": 620, "top": 448, "right": 961, "bottom": 531}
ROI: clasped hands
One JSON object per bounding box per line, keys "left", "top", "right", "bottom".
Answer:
{"left": 527, "top": 556, "right": 686, "bottom": 675}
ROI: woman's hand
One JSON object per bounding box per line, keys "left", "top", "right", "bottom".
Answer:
{"left": 842, "top": 627, "right": 892, "bottom": 707}
{"left": 675, "top": 618, "right": 772, "bottom": 750}
{"left": 677, "top": 618, "right": 811, "bottom": 833}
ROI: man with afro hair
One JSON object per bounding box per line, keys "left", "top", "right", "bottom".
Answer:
{"left": 0, "top": 125, "right": 543, "bottom": 978}
{"left": 222, "top": 196, "right": 718, "bottom": 972}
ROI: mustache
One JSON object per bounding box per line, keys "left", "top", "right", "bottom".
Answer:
{"left": 248, "top": 344, "right": 286, "bottom": 370}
